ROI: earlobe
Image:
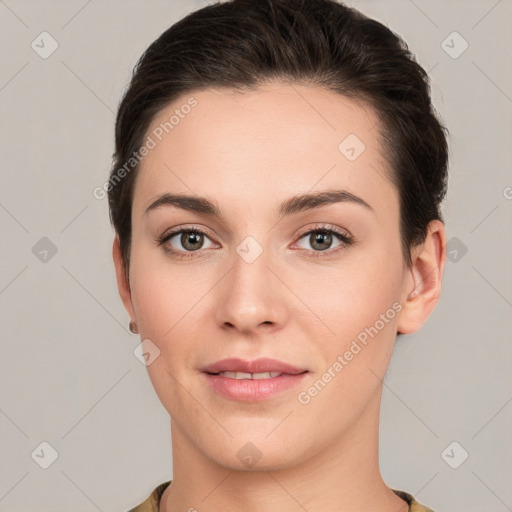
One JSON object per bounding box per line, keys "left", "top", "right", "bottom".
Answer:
{"left": 112, "top": 235, "right": 136, "bottom": 323}
{"left": 397, "top": 220, "right": 446, "bottom": 335}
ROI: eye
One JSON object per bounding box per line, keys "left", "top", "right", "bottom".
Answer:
{"left": 158, "top": 226, "right": 216, "bottom": 258}
{"left": 157, "top": 223, "right": 354, "bottom": 260}
{"left": 294, "top": 224, "right": 353, "bottom": 257}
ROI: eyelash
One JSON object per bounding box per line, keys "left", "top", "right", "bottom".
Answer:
{"left": 157, "top": 224, "right": 354, "bottom": 260}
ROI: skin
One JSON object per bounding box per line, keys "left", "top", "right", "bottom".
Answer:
{"left": 113, "top": 82, "right": 446, "bottom": 512}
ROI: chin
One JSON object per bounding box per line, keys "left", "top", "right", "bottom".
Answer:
{"left": 201, "top": 432, "right": 311, "bottom": 473}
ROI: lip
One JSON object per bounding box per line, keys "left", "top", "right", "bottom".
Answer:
{"left": 200, "top": 357, "right": 307, "bottom": 375}
{"left": 200, "top": 358, "right": 308, "bottom": 402}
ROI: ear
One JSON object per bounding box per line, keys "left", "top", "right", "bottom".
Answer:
{"left": 397, "top": 220, "right": 446, "bottom": 335}
{"left": 112, "top": 235, "right": 136, "bottom": 322}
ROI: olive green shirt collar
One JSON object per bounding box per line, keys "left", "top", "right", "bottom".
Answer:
{"left": 127, "top": 480, "right": 435, "bottom": 512}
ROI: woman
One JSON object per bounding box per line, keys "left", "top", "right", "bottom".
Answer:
{"left": 108, "top": 0, "right": 449, "bottom": 510}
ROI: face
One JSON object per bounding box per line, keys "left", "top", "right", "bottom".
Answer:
{"left": 117, "top": 82, "right": 422, "bottom": 471}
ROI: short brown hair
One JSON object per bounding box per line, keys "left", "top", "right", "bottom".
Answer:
{"left": 108, "top": 0, "right": 449, "bottom": 276}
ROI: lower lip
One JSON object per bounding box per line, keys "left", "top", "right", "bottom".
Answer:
{"left": 202, "top": 372, "right": 308, "bottom": 401}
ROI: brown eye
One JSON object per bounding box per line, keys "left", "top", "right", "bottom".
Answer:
{"left": 159, "top": 227, "right": 216, "bottom": 258}
{"left": 294, "top": 226, "right": 353, "bottom": 258}
{"left": 308, "top": 231, "right": 334, "bottom": 251}
{"left": 180, "top": 231, "right": 205, "bottom": 251}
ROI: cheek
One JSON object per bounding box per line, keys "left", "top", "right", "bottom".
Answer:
{"left": 294, "top": 244, "right": 404, "bottom": 407}
{"left": 128, "top": 251, "right": 204, "bottom": 413}
{"left": 296, "top": 252, "right": 403, "bottom": 344}
{"left": 128, "top": 240, "right": 198, "bottom": 338}
{"left": 292, "top": 257, "right": 403, "bottom": 437}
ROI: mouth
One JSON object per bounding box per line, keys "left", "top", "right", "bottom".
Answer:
{"left": 207, "top": 371, "right": 291, "bottom": 380}
{"left": 200, "top": 358, "right": 309, "bottom": 401}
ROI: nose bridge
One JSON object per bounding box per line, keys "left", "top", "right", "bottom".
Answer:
{"left": 215, "top": 232, "right": 285, "bottom": 332}
{"left": 230, "top": 233, "right": 273, "bottom": 304}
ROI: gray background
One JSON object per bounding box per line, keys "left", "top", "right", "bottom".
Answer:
{"left": 0, "top": 0, "right": 511, "bottom": 510}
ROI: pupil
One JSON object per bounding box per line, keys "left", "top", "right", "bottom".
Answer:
{"left": 182, "top": 231, "right": 202, "bottom": 251}
{"left": 312, "top": 231, "right": 331, "bottom": 251}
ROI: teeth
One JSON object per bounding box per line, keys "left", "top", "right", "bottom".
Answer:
{"left": 217, "top": 371, "right": 282, "bottom": 379}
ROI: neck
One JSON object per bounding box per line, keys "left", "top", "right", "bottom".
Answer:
{"left": 160, "top": 388, "right": 408, "bottom": 512}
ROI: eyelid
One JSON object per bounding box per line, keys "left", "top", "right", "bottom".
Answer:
{"left": 294, "top": 223, "right": 351, "bottom": 240}
{"left": 159, "top": 224, "right": 213, "bottom": 241}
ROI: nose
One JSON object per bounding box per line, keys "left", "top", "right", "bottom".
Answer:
{"left": 214, "top": 241, "right": 289, "bottom": 336}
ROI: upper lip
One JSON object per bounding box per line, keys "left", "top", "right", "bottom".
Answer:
{"left": 200, "top": 358, "right": 307, "bottom": 375}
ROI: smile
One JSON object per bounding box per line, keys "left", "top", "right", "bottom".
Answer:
{"left": 215, "top": 371, "right": 283, "bottom": 379}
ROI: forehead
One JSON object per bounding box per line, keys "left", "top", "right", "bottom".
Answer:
{"left": 133, "top": 82, "right": 396, "bottom": 218}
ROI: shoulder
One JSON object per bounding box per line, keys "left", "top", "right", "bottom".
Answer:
{"left": 126, "top": 480, "right": 172, "bottom": 512}
{"left": 392, "top": 488, "right": 436, "bottom": 512}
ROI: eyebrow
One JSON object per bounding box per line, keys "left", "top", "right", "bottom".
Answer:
{"left": 143, "top": 189, "right": 374, "bottom": 220}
